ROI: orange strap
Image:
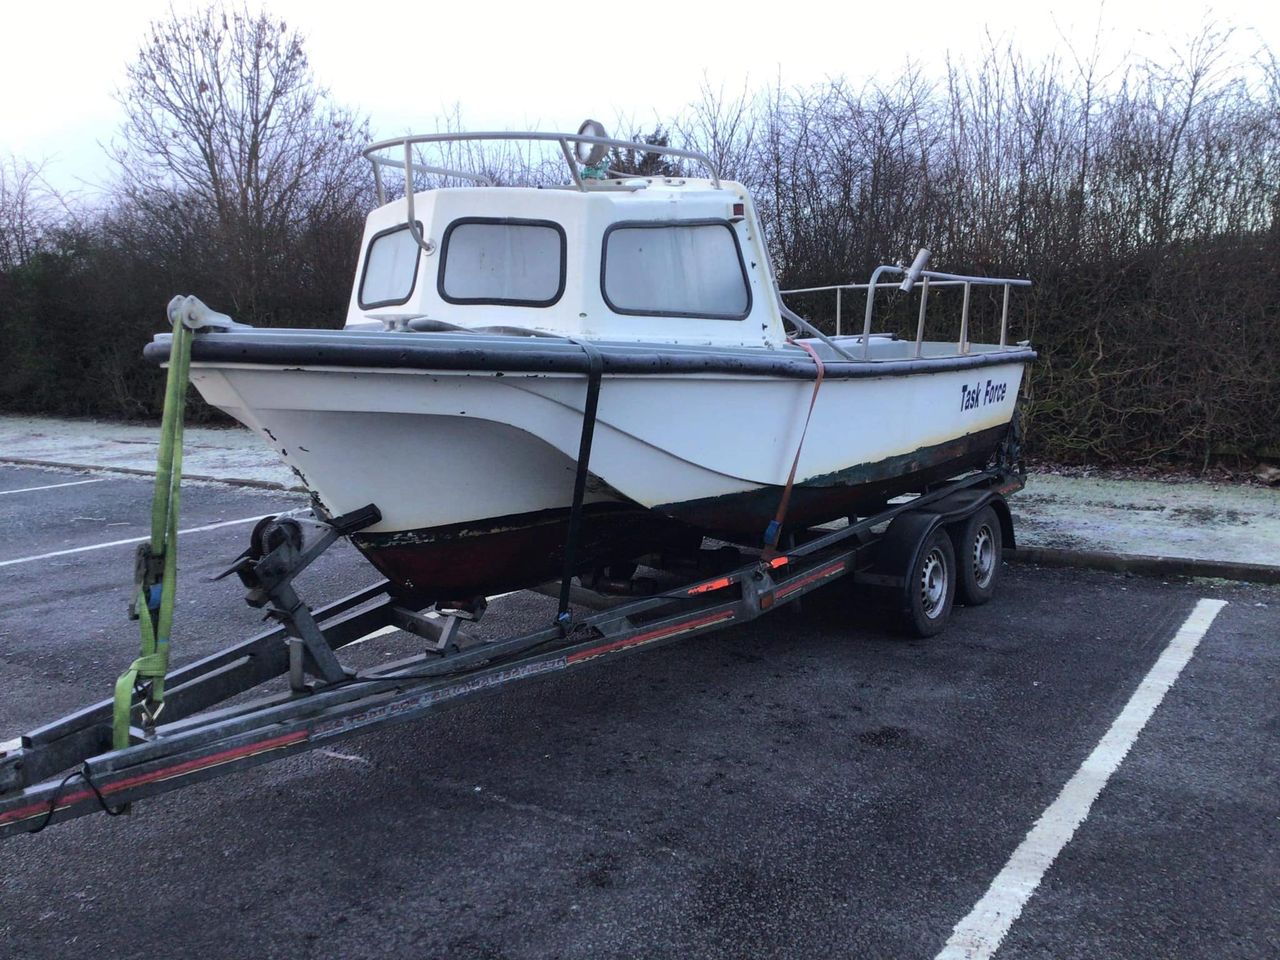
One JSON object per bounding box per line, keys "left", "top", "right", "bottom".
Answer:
{"left": 763, "top": 340, "right": 825, "bottom": 557}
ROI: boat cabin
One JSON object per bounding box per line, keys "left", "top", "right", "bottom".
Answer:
{"left": 347, "top": 126, "right": 1031, "bottom": 360}
{"left": 347, "top": 128, "right": 785, "bottom": 347}
{"left": 347, "top": 180, "right": 784, "bottom": 348}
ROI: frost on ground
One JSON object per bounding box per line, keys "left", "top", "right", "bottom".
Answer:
{"left": 1012, "top": 474, "right": 1280, "bottom": 567}
{"left": 3, "top": 414, "right": 1277, "bottom": 568}
{"left": 0, "top": 414, "right": 297, "bottom": 489}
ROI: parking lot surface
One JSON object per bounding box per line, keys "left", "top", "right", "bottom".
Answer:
{"left": 0, "top": 464, "right": 1275, "bottom": 959}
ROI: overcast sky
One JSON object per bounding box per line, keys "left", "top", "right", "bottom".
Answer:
{"left": 3, "top": 0, "right": 1276, "bottom": 198}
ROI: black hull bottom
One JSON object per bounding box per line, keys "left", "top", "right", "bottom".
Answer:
{"left": 353, "top": 503, "right": 700, "bottom": 603}
{"left": 661, "top": 423, "right": 1010, "bottom": 535}
{"left": 353, "top": 424, "right": 1010, "bottom": 602}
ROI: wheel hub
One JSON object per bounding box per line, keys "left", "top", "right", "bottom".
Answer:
{"left": 920, "top": 547, "right": 947, "bottom": 618}
{"left": 971, "top": 524, "right": 995, "bottom": 589}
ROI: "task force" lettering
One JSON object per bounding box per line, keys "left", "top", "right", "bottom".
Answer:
{"left": 960, "top": 379, "right": 1007, "bottom": 411}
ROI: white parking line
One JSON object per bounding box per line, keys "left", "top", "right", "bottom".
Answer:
{"left": 0, "top": 516, "right": 270, "bottom": 568}
{"left": 0, "top": 478, "right": 107, "bottom": 496}
{"left": 935, "top": 597, "right": 1228, "bottom": 960}
{"left": 317, "top": 748, "right": 373, "bottom": 765}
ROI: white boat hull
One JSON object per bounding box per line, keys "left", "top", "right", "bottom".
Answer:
{"left": 192, "top": 360, "right": 1023, "bottom": 522}
{"left": 187, "top": 352, "right": 1025, "bottom": 598}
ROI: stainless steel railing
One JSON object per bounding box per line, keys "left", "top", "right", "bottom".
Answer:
{"left": 361, "top": 129, "right": 723, "bottom": 259}
{"left": 780, "top": 257, "right": 1031, "bottom": 358}
{"left": 362, "top": 130, "right": 721, "bottom": 202}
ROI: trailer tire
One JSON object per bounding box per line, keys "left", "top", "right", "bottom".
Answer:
{"left": 902, "top": 528, "right": 955, "bottom": 638}
{"left": 952, "top": 505, "right": 1001, "bottom": 606}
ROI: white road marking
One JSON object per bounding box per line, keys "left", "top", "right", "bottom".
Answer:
{"left": 343, "top": 624, "right": 399, "bottom": 649}
{"left": 0, "top": 478, "right": 107, "bottom": 496}
{"left": 316, "top": 748, "right": 371, "bottom": 765}
{"left": 935, "top": 597, "right": 1228, "bottom": 960}
{"left": 0, "top": 516, "right": 271, "bottom": 568}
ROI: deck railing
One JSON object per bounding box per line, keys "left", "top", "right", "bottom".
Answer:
{"left": 362, "top": 130, "right": 721, "bottom": 203}
{"left": 781, "top": 263, "right": 1031, "bottom": 359}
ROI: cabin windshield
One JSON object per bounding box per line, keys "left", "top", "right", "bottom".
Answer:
{"left": 438, "top": 217, "right": 566, "bottom": 307}
{"left": 359, "top": 223, "right": 422, "bottom": 309}
{"left": 602, "top": 221, "right": 750, "bottom": 320}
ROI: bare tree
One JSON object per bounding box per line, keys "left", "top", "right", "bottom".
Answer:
{"left": 0, "top": 155, "right": 57, "bottom": 271}
{"left": 113, "top": 2, "right": 370, "bottom": 317}
{"left": 678, "top": 80, "right": 758, "bottom": 183}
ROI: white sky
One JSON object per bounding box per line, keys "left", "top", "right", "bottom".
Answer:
{"left": 2, "top": 0, "right": 1276, "bottom": 199}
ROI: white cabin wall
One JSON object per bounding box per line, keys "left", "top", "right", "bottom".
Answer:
{"left": 343, "top": 194, "right": 442, "bottom": 329}
{"left": 344, "top": 180, "right": 788, "bottom": 347}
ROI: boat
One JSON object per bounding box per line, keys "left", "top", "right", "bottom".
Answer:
{"left": 146, "top": 124, "right": 1035, "bottom": 604}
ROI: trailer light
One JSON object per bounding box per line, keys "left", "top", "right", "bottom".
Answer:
{"left": 688, "top": 576, "right": 733, "bottom": 596}
{"left": 731, "top": 202, "right": 745, "bottom": 221}
{"left": 768, "top": 556, "right": 789, "bottom": 569}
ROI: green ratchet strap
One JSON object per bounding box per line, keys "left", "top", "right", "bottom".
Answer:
{"left": 112, "top": 309, "right": 194, "bottom": 750}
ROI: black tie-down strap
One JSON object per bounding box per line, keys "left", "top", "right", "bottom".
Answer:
{"left": 556, "top": 340, "right": 604, "bottom": 631}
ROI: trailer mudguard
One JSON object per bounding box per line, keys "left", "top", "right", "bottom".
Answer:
{"left": 867, "top": 487, "right": 1014, "bottom": 602}
{"left": 916, "top": 489, "right": 1015, "bottom": 550}
{"left": 872, "top": 510, "right": 948, "bottom": 600}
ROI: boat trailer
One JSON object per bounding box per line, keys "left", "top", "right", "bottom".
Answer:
{"left": 0, "top": 462, "right": 1022, "bottom": 840}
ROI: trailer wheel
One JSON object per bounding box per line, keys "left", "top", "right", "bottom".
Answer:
{"left": 952, "top": 505, "right": 1001, "bottom": 606}
{"left": 903, "top": 528, "right": 955, "bottom": 638}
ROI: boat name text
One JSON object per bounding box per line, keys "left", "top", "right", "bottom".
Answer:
{"left": 961, "top": 379, "right": 1007, "bottom": 411}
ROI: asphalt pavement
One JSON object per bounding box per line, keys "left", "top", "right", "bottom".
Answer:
{"left": 0, "top": 464, "right": 1276, "bottom": 960}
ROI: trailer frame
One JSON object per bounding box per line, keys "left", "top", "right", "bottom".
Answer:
{"left": 0, "top": 465, "right": 1023, "bottom": 840}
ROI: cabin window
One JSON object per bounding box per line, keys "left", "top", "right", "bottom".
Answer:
{"left": 601, "top": 220, "right": 751, "bottom": 320}
{"left": 438, "top": 218, "right": 566, "bottom": 306}
{"left": 358, "top": 223, "right": 422, "bottom": 309}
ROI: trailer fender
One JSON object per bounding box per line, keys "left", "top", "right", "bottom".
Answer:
{"left": 920, "top": 489, "right": 1016, "bottom": 551}
{"left": 870, "top": 511, "right": 948, "bottom": 602}
{"left": 988, "top": 495, "right": 1015, "bottom": 551}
